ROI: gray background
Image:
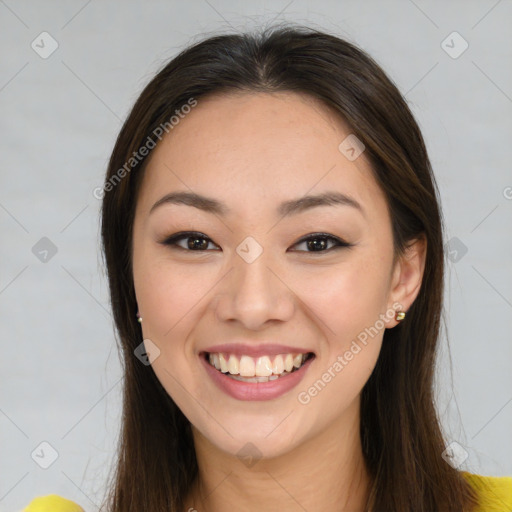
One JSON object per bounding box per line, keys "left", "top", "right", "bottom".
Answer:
{"left": 1, "top": 1, "right": 511, "bottom": 510}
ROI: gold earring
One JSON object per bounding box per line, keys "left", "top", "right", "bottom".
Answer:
{"left": 395, "top": 311, "right": 406, "bottom": 322}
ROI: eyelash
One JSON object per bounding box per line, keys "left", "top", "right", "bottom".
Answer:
{"left": 159, "top": 231, "right": 353, "bottom": 254}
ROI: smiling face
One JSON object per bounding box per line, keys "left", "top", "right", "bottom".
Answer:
{"left": 131, "top": 91, "right": 420, "bottom": 459}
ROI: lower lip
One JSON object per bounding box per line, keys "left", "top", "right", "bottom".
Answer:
{"left": 201, "top": 354, "right": 314, "bottom": 401}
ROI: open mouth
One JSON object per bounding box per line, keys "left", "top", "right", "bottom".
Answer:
{"left": 203, "top": 351, "right": 315, "bottom": 383}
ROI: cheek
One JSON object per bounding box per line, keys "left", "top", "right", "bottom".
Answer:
{"left": 293, "top": 252, "right": 390, "bottom": 402}
{"left": 134, "top": 256, "right": 211, "bottom": 419}
{"left": 297, "top": 255, "right": 390, "bottom": 343}
{"left": 134, "top": 253, "right": 211, "bottom": 341}
{"left": 294, "top": 263, "right": 386, "bottom": 416}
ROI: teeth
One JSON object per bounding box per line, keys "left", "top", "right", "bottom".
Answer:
{"left": 230, "top": 374, "right": 281, "bottom": 383}
{"left": 272, "top": 355, "right": 284, "bottom": 374}
{"left": 228, "top": 354, "right": 239, "bottom": 375}
{"left": 207, "top": 351, "right": 310, "bottom": 378}
{"left": 219, "top": 353, "right": 229, "bottom": 373}
{"left": 239, "top": 355, "right": 255, "bottom": 377}
{"left": 255, "top": 356, "right": 273, "bottom": 377}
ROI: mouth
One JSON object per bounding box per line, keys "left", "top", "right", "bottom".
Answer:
{"left": 202, "top": 351, "right": 315, "bottom": 383}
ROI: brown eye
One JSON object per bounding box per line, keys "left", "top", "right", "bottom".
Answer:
{"left": 159, "top": 231, "right": 352, "bottom": 254}
{"left": 290, "top": 233, "right": 352, "bottom": 253}
{"left": 160, "top": 232, "right": 220, "bottom": 251}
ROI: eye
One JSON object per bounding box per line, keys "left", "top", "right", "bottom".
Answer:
{"left": 289, "top": 233, "right": 352, "bottom": 253}
{"left": 159, "top": 231, "right": 220, "bottom": 251}
{"left": 159, "top": 231, "right": 352, "bottom": 253}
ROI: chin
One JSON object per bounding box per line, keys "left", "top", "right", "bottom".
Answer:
{"left": 191, "top": 409, "right": 313, "bottom": 462}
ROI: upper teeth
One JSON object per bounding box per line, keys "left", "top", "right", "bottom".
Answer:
{"left": 208, "top": 353, "right": 308, "bottom": 377}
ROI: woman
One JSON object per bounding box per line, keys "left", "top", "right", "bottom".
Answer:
{"left": 25, "top": 25, "right": 512, "bottom": 511}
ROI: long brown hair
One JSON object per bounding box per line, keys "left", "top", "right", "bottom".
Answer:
{"left": 100, "top": 24, "right": 480, "bottom": 511}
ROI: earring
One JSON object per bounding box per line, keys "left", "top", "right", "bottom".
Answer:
{"left": 136, "top": 311, "right": 142, "bottom": 323}
{"left": 395, "top": 311, "right": 406, "bottom": 322}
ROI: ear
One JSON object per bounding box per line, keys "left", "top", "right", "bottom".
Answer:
{"left": 386, "top": 235, "right": 427, "bottom": 328}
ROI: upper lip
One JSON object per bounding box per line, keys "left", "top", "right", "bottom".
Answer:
{"left": 201, "top": 343, "right": 315, "bottom": 358}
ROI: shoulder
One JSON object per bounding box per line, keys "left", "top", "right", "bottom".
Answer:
{"left": 23, "top": 494, "right": 84, "bottom": 512}
{"left": 461, "top": 471, "right": 512, "bottom": 511}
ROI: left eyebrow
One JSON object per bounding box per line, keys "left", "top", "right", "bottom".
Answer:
{"left": 277, "top": 191, "right": 366, "bottom": 219}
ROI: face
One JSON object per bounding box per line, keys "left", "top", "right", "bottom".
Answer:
{"left": 132, "top": 92, "right": 414, "bottom": 459}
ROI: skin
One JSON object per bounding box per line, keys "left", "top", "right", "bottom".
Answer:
{"left": 131, "top": 91, "right": 426, "bottom": 512}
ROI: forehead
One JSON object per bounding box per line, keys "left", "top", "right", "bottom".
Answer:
{"left": 137, "top": 91, "right": 388, "bottom": 221}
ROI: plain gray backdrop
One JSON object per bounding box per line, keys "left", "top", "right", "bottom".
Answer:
{"left": 1, "top": 1, "right": 511, "bottom": 510}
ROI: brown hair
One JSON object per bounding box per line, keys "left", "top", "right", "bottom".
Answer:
{"left": 100, "top": 23, "right": 479, "bottom": 511}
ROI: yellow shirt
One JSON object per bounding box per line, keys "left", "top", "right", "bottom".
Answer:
{"left": 461, "top": 471, "right": 512, "bottom": 511}
{"left": 23, "top": 473, "right": 512, "bottom": 511}
{"left": 22, "top": 494, "right": 84, "bottom": 511}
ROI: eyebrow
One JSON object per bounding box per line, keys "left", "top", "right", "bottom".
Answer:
{"left": 149, "top": 190, "right": 365, "bottom": 218}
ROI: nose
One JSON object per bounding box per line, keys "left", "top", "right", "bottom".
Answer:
{"left": 214, "top": 248, "right": 295, "bottom": 330}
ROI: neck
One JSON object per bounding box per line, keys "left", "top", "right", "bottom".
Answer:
{"left": 184, "top": 404, "right": 371, "bottom": 512}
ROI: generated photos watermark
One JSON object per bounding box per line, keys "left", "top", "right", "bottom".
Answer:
{"left": 93, "top": 97, "right": 197, "bottom": 200}
{"left": 297, "top": 302, "right": 403, "bottom": 405}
